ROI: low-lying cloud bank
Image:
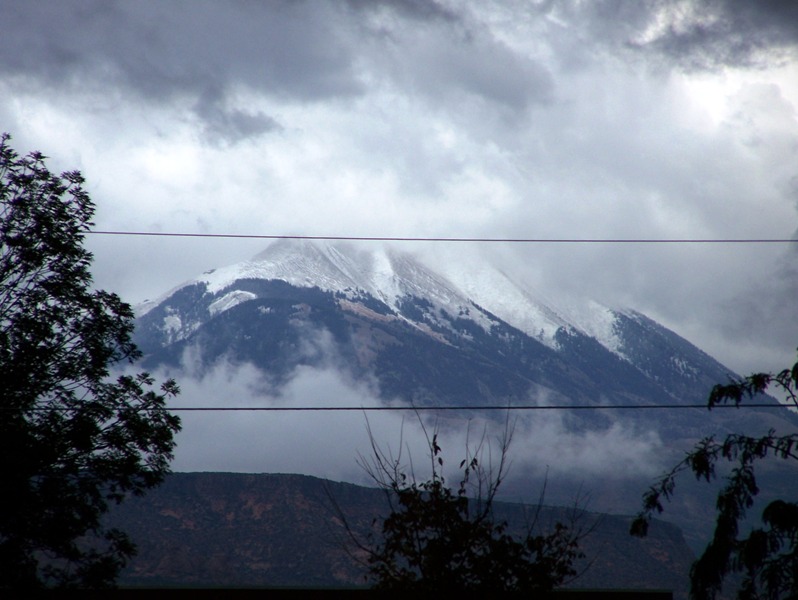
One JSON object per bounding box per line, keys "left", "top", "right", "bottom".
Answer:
{"left": 154, "top": 354, "right": 666, "bottom": 497}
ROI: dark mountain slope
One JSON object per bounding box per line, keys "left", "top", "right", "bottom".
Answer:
{"left": 107, "top": 472, "right": 693, "bottom": 596}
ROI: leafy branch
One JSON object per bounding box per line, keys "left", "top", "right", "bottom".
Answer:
{"left": 632, "top": 352, "right": 798, "bottom": 600}
{"left": 334, "top": 414, "right": 587, "bottom": 592}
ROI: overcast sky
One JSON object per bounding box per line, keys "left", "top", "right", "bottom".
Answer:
{"left": 3, "top": 1, "right": 798, "bottom": 478}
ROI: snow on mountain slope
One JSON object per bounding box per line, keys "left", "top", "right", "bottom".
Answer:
{"left": 187, "top": 240, "right": 501, "bottom": 333}
{"left": 137, "top": 239, "right": 631, "bottom": 358}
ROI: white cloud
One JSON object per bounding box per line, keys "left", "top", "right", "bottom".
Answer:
{"left": 157, "top": 351, "right": 665, "bottom": 499}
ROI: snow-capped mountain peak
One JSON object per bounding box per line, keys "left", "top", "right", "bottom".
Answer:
{"left": 138, "top": 239, "right": 630, "bottom": 357}
{"left": 133, "top": 236, "right": 765, "bottom": 462}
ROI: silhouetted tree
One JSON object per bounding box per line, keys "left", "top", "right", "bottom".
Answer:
{"left": 351, "top": 419, "right": 585, "bottom": 592}
{"left": 0, "top": 134, "right": 181, "bottom": 588}
{"left": 632, "top": 353, "right": 798, "bottom": 600}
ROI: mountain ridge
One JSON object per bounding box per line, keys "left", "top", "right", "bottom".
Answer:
{"left": 107, "top": 471, "right": 694, "bottom": 596}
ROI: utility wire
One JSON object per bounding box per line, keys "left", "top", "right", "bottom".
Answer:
{"left": 19, "top": 402, "right": 794, "bottom": 412}
{"left": 165, "top": 403, "right": 791, "bottom": 412}
{"left": 88, "top": 231, "right": 798, "bottom": 244}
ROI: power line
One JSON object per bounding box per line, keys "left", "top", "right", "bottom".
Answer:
{"left": 18, "top": 402, "right": 793, "bottom": 412}
{"left": 149, "top": 403, "right": 797, "bottom": 411}
{"left": 166, "top": 403, "right": 791, "bottom": 411}
{"left": 87, "top": 231, "right": 798, "bottom": 244}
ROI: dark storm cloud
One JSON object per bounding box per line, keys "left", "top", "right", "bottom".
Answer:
{"left": 194, "top": 87, "right": 282, "bottom": 145}
{"left": 0, "top": 0, "right": 361, "bottom": 99}
{"left": 423, "top": 29, "right": 553, "bottom": 110}
{"left": 353, "top": 6, "right": 554, "bottom": 113}
{"left": 721, "top": 259, "right": 798, "bottom": 370}
{"left": 639, "top": 0, "right": 798, "bottom": 69}
{"left": 1, "top": 0, "right": 553, "bottom": 130}
{"left": 344, "top": 0, "right": 459, "bottom": 23}
{"left": 557, "top": 0, "right": 798, "bottom": 70}
{"left": 0, "top": 0, "right": 362, "bottom": 137}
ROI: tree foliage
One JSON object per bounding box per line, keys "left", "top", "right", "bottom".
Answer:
{"left": 632, "top": 353, "right": 798, "bottom": 600}
{"left": 0, "top": 134, "right": 181, "bottom": 588}
{"left": 352, "top": 420, "right": 585, "bottom": 592}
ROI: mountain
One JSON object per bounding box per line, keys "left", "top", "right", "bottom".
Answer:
{"left": 108, "top": 472, "right": 694, "bottom": 596}
{"left": 135, "top": 240, "right": 786, "bottom": 433}
{"left": 133, "top": 240, "right": 798, "bottom": 549}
